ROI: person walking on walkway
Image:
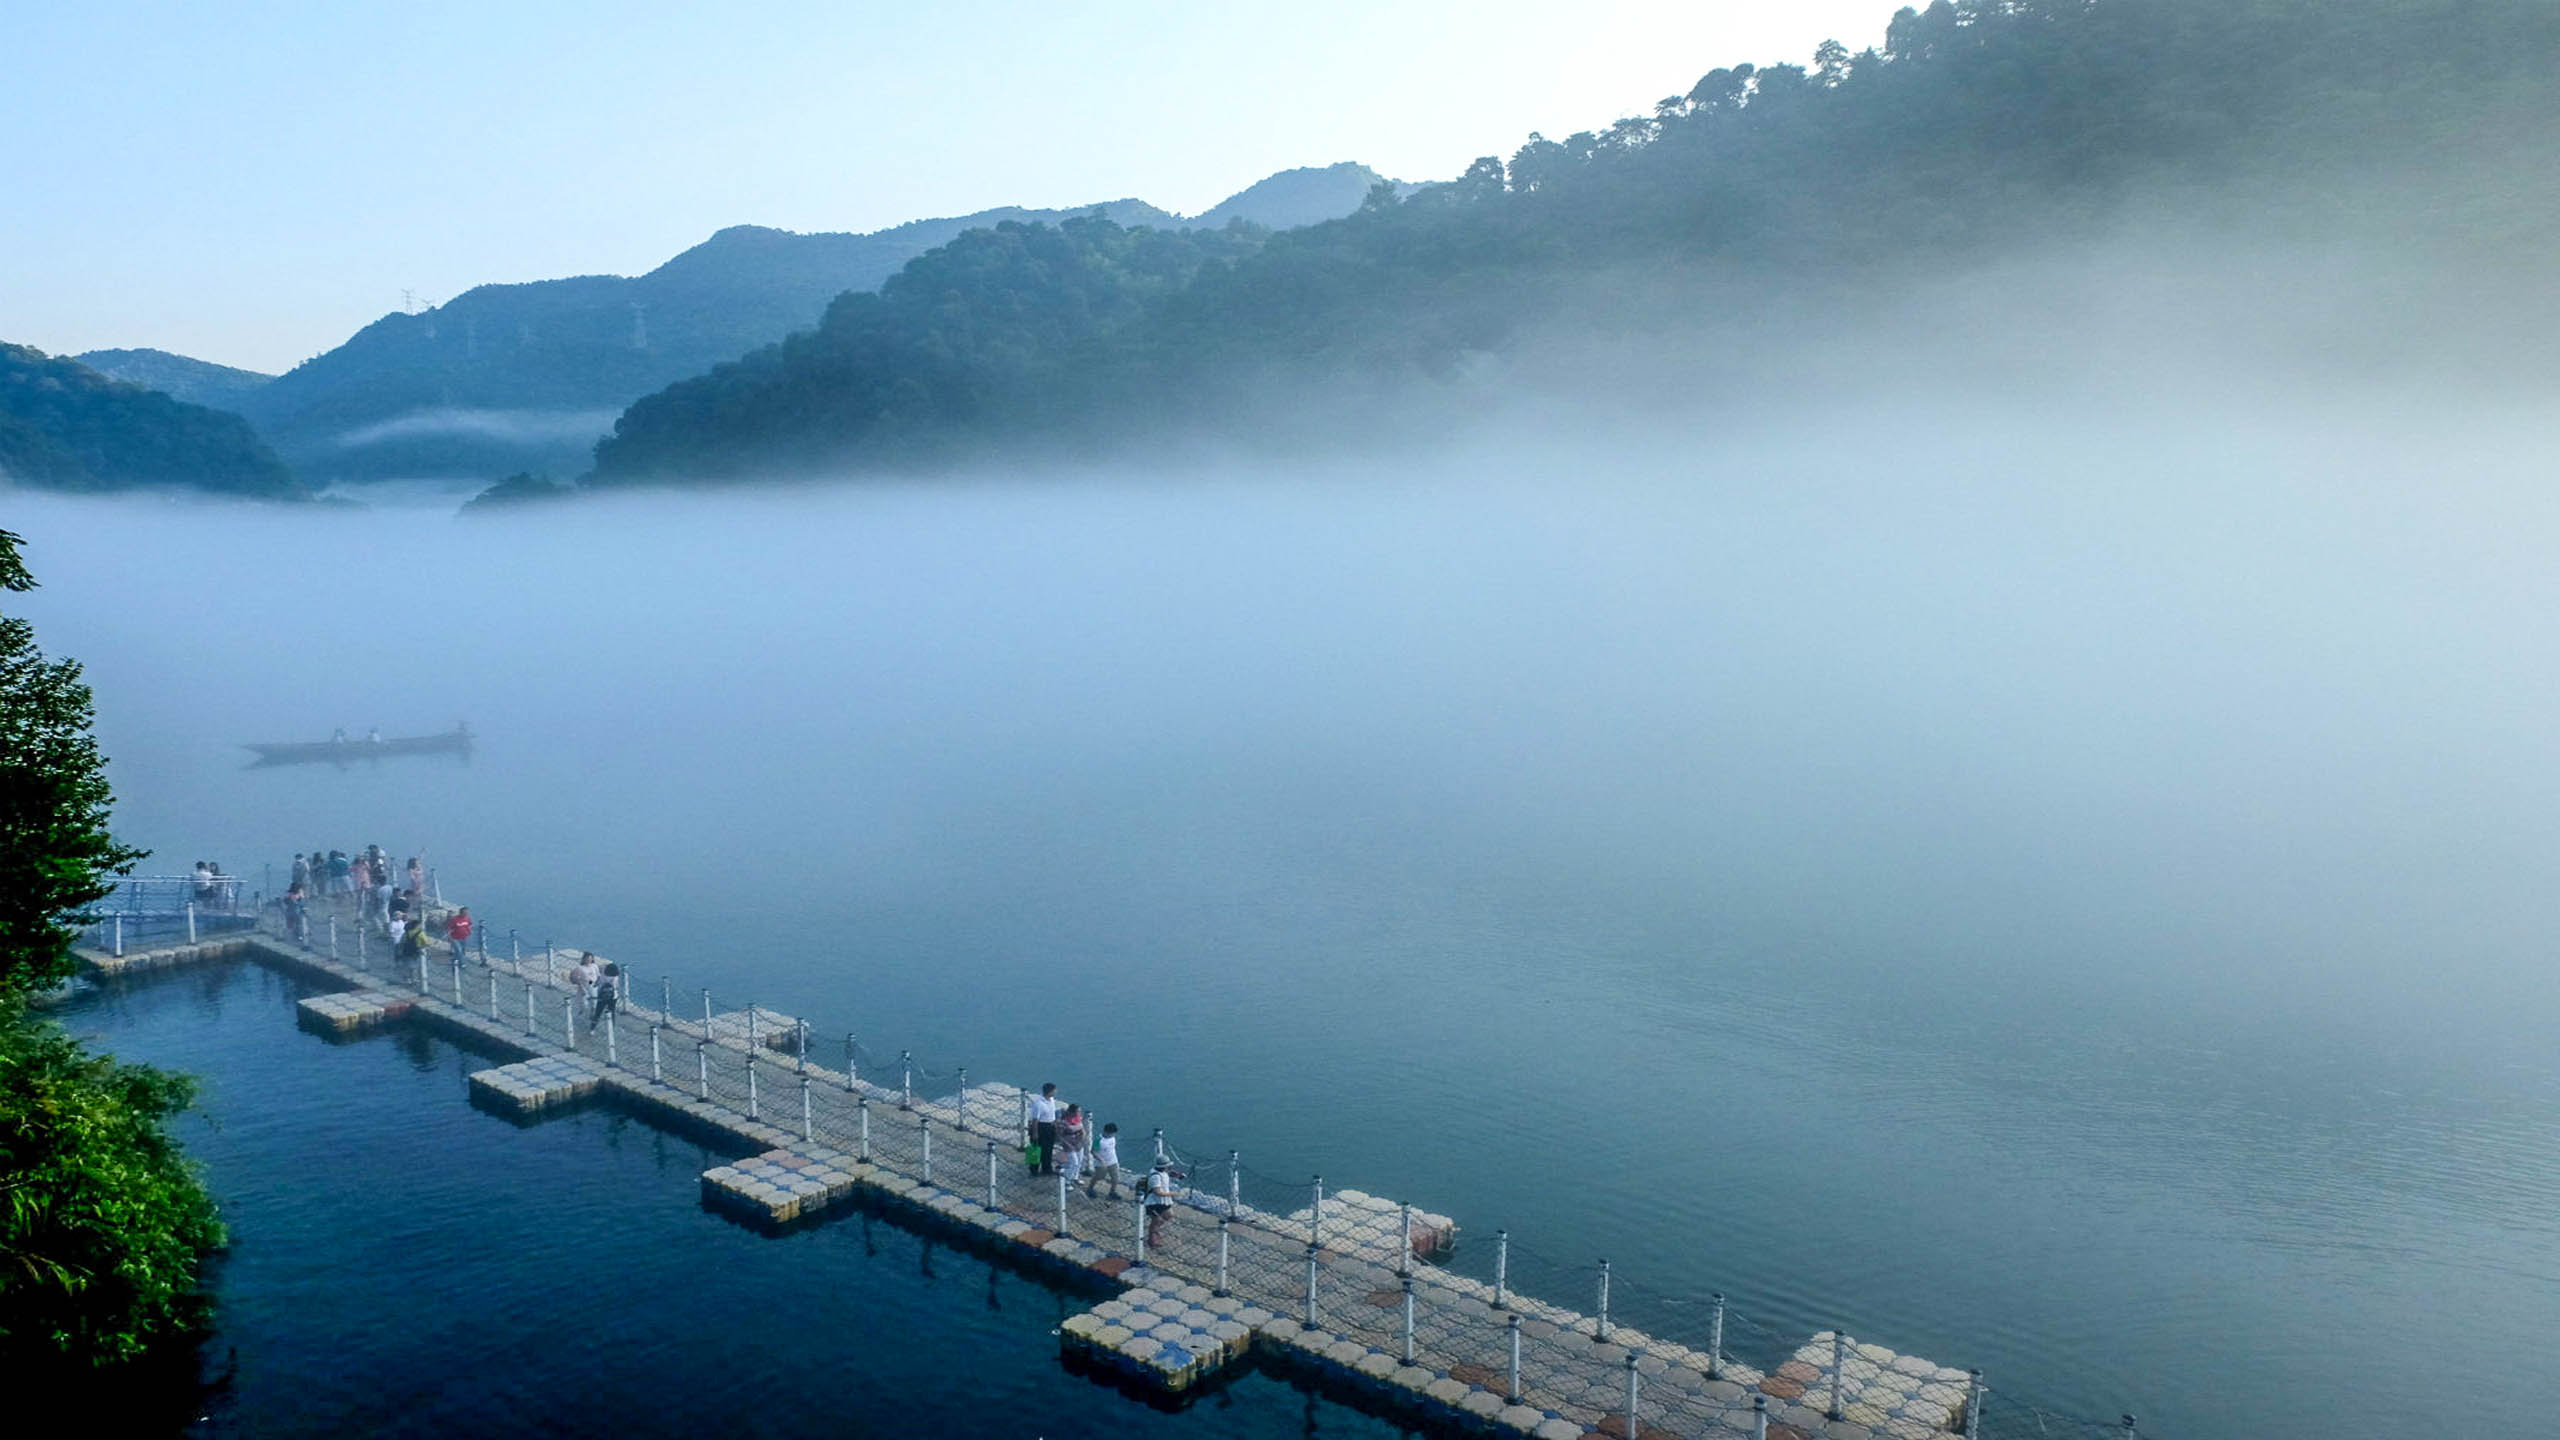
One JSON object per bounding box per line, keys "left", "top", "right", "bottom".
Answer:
{"left": 1145, "top": 1161, "right": 1184, "bottom": 1248}
{"left": 1088, "top": 1123, "right": 1124, "bottom": 1200}
{"left": 445, "top": 905, "right": 473, "bottom": 963}
{"left": 1057, "top": 1104, "right": 1090, "bottom": 1185}
{"left": 1029, "top": 1083, "right": 1062, "bottom": 1175}
{"left": 592, "top": 959, "right": 622, "bottom": 1026}
{"left": 566, "top": 951, "right": 598, "bottom": 1005}
{"left": 283, "top": 881, "right": 309, "bottom": 943}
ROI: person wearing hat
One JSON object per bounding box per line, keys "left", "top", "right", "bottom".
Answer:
{"left": 1144, "top": 1160, "right": 1184, "bottom": 1247}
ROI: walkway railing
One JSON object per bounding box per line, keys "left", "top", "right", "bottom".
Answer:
{"left": 241, "top": 868, "right": 2152, "bottom": 1440}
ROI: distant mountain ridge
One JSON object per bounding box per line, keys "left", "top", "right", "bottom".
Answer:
{"left": 72, "top": 348, "right": 273, "bottom": 410}
{"left": 237, "top": 164, "right": 1393, "bottom": 485}
{"left": 0, "top": 344, "right": 301, "bottom": 497}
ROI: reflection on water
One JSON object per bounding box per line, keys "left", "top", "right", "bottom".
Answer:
{"left": 19, "top": 403, "right": 2560, "bottom": 1438}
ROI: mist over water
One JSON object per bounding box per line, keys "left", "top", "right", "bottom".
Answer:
{"left": 18, "top": 383, "right": 2560, "bottom": 1437}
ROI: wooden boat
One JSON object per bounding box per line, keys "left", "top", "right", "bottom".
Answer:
{"left": 245, "top": 723, "right": 473, "bottom": 766}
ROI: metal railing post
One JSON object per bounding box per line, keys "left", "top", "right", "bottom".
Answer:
{"left": 900, "top": 1050, "right": 912, "bottom": 1109}
{"left": 113, "top": 912, "right": 124, "bottom": 956}
{"left": 1708, "top": 1292, "right": 1726, "bottom": 1379}
{"left": 509, "top": 929, "right": 519, "bottom": 965}
{"left": 525, "top": 980, "right": 537, "bottom": 1035}
{"left": 1134, "top": 1191, "right": 1148, "bottom": 1265}
{"left": 477, "top": 929, "right": 487, "bottom": 964}
{"left": 696, "top": 1041, "right": 709, "bottom": 1099}
{"left": 1215, "top": 1217, "right": 1231, "bottom": 1296}
{"left": 1400, "top": 1275, "right": 1415, "bottom": 1362}
{"left": 1494, "top": 1229, "right": 1509, "bottom": 1309}
{"left": 415, "top": 947, "right": 427, "bottom": 992}
{"left": 1055, "top": 1171, "right": 1070, "bottom": 1236}
{"left": 1623, "top": 1352, "right": 1640, "bottom": 1440}
{"left": 650, "top": 1024, "right": 663, "bottom": 1084}
{"left": 1506, "top": 1313, "right": 1523, "bottom": 1401}
{"left": 661, "top": 976, "right": 671, "bottom": 1019}
{"left": 858, "top": 1096, "right": 871, "bottom": 1160}
{"left": 1303, "top": 1244, "right": 1318, "bottom": 1324}
{"left": 356, "top": 926, "right": 366, "bottom": 965}
{"left": 919, "top": 1118, "right": 932, "bottom": 1185}
{"left": 545, "top": 941, "right": 555, "bottom": 979}
{"left": 955, "top": 1067, "right": 967, "bottom": 1129}
{"left": 431, "top": 868, "right": 442, "bottom": 904}
{"left": 702, "top": 988, "right": 712, "bottom": 1028}
{"left": 1964, "top": 1371, "right": 1983, "bottom": 1440}
{"left": 1310, "top": 1176, "right": 1323, "bottom": 1247}
{"left": 604, "top": 1010, "right": 617, "bottom": 1067}
{"left": 1228, "top": 1151, "right": 1240, "bottom": 1216}
{"left": 797, "top": 1020, "right": 809, "bottom": 1073}
{"left": 1151, "top": 1128, "right": 1166, "bottom": 1167}
{"left": 2122, "top": 1416, "right": 2139, "bottom": 1436}
{"left": 186, "top": 901, "right": 196, "bottom": 944}
{"left": 746, "top": 1054, "right": 760, "bottom": 1119}
{"left": 747, "top": 1005, "right": 760, "bottom": 1049}
{"left": 800, "top": 1075, "right": 813, "bottom": 1141}
{"left": 564, "top": 994, "right": 577, "bottom": 1044}
{"left": 1830, "top": 1330, "right": 1848, "bottom": 1420}
{"left": 1752, "top": 1394, "right": 1769, "bottom": 1440}
{"left": 1597, "top": 1259, "right": 1612, "bottom": 1340}
{"left": 450, "top": 951, "right": 463, "bottom": 1001}
{"left": 845, "top": 1033, "right": 859, "bottom": 1090}
{"left": 1399, "top": 1202, "right": 1414, "bottom": 1277}
{"left": 488, "top": 970, "right": 499, "bottom": 1017}
{"left": 984, "top": 1141, "right": 998, "bottom": 1209}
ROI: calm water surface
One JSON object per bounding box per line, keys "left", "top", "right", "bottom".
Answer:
{"left": 22, "top": 412, "right": 2560, "bottom": 1438}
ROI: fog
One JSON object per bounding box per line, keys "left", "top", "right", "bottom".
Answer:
{"left": 17, "top": 221, "right": 2560, "bottom": 1438}
{"left": 329, "top": 405, "right": 619, "bottom": 450}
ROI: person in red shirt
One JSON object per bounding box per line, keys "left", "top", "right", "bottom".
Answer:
{"left": 445, "top": 905, "right": 474, "bottom": 963}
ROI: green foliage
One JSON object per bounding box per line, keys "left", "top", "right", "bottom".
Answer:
{"left": 0, "top": 530, "right": 219, "bottom": 1370}
{"left": 0, "top": 346, "right": 303, "bottom": 497}
{"left": 0, "top": 531, "right": 145, "bottom": 999}
{"left": 70, "top": 349, "right": 274, "bottom": 411}
{"left": 0, "top": 999, "right": 225, "bottom": 1368}
{"left": 583, "top": 0, "right": 2560, "bottom": 485}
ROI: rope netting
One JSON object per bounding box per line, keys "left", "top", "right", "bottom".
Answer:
{"left": 221, "top": 871, "right": 2156, "bottom": 1440}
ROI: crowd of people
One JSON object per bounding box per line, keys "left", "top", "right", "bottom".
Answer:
{"left": 1023, "top": 1081, "right": 1184, "bottom": 1245}
{"left": 276, "top": 844, "right": 464, "bottom": 963}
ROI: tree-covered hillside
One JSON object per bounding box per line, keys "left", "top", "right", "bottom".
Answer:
{"left": 71, "top": 349, "right": 273, "bottom": 411}
{"left": 0, "top": 346, "right": 303, "bottom": 497}
{"left": 583, "top": 0, "right": 2560, "bottom": 489}
{"left": 246, "top": 168, "right": 1391, "bottom": 487}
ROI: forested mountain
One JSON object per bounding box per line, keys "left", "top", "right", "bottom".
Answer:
{"left": 71, "top": 348, "right": 273, "bottom": 410}
{"left": 583, "top": 0, "right": 2560, "bottom": 490}
{"left": 244, "top": 168, "right": 1390, "bottom": 487}
{"left": 0, "top": 345, "right": 302, "bottom": 497}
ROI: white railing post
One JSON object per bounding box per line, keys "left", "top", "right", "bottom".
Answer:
{"left": 564, "top": 994, "right": 576, "bottom": 1045}
{"left": 702, "top": 988, "right": 713, "bottom": 1029}
{"left": 525, "top": 980, "right": 537, "bottom": 1035}
{"left": 1215, "top": 1217, "right": 1231, "bottom": 1296}
{"left": 1507, "top": 1313, "right": 1524, "bottom": 1402}
{"left": 1310, "top": 1176, "right": 1324, "bottom": 1248}
{"left": 696, "top": 1041, "right": 709, "bottom": 1100}
{"left": 1597, "top": 1259, "right": 1612, "bottom": 1339}
{"left": 186, "top": 900, "right": 196, "bottom": 943}
{"left": 1965, "top": 1370, "right": 1984, "bottom": 1440}
{"left": 1134, "top": 1191, "right": 1148, "bottom": 1266}
{"left": 1753, "top": 1394, "right": 1770, "bottom": 1440}
{"left": 1624, "top": 1351, "right": 1640, "bottom": 1440}
{"left": 1708, "top": 1293, "right": 1726, "bottom": 1379}
{"left": 1303, "top": 1243, "right": 1319, "bottom": 1325}
{"left": 845, "top": 1033, "right": 858, "bottom": 1091}
{"left": 746, "top": 1053, "right": 760, "bottom": 1119}
{"left": 1830, "top": 1330, "right": 1848, "bottom": 1420}
{"left": 650, "top": 1023, "right": 663, "bottom": 1084}
{"left": 984, "top": 1140, "right": 998, "bottom": 1210}
{"left": 1228, "top": 1151, "right": 1240, "bottom": 1216}
{"left": 324, "top": 914, "right": 333, "bottom": 959}
{"left": 450, "top": 951, "right": 463, "bottom": 1001}
{"left": 857, "top": 1096, "right": 871, "bottom": 1161}
{"left": 1495, "top": 1229, "right": 1510, "bottom": 1309}
{"left": 1056, "top": 1171, "right": 1070, "bottom": 1237}
{"left": 604, "top": 1010, "right": 617, "bottom": 1067}
{"left": 800, "top": 1074, "right": 813, "bottom": 1141}
{"left": 661, "top": 976, "right": 671, "bottom": 1020}
{"left": 1399, "top": 1202, "right": 1414, "bottom": 1276}
{"left": 955, "top": 1067, "right": 967, "bottom": 1130}
{"left": 1400, "top": 1275, "right": 1415, "bottom": 1362}
{"left": 919, "top": 1117, "right": 932, "bottom": 1185}
{"left": 487, "top": 970, "right": 499, "bottom": 1017}
{"left": 900, "top": 1051, "right": 913, "bottom": 1109}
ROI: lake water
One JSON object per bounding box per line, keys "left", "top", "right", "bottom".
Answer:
{"left": 20, "top": 404, "right": 2560, "bottom": 1438}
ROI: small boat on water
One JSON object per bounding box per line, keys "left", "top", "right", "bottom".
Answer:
{"left": 245, "top": 723, "right": 474, "bottom": 767}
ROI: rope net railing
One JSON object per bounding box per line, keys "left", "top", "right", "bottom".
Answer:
{"left": 223, "top": 869, "right": 2154, "bottom": 1440}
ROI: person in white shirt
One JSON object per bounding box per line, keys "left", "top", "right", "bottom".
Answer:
{"left": 1145, "top": 1161, "right": 1184, "bottom": 1248}
{"left": 1028, "top": 1083, "right": 1062, "bottom": 1175}
{"left": 566, "top": 952, "right": 599, "bottom": 1007}
{"left": 1088, "top": 1123, "right": 1123, "bottom": 1200}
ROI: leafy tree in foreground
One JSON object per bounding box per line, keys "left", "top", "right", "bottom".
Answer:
{"left": 0, "top": 527, "right": 223, "bottom": 1369}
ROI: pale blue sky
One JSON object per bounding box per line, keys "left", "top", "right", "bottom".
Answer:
{"left": 2, "top": 2, "right": 1902, "bottom": 373}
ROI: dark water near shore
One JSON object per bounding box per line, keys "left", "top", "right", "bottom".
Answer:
{"left": 21, "top": 410, "right": 2560, "bottom": 1438}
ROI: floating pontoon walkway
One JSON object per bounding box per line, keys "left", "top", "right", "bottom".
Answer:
{"left": 79, "top": 904, "right": 2000, "bottom": 1440}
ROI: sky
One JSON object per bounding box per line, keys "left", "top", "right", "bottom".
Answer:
{"left": 1, "top": 1, "right": 1904, "bottom": 374}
